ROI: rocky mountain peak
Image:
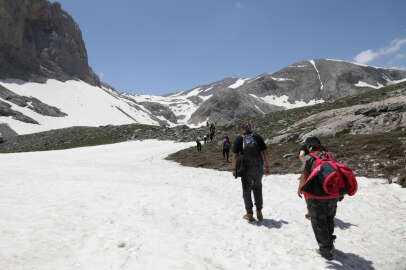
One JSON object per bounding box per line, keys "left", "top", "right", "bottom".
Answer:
{"left": 0, "top": 0, "right": 100, "bottom": 85}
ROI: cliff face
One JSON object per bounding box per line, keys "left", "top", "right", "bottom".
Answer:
{"left": 0, "top": 0, "right": 100, "bottom": 85}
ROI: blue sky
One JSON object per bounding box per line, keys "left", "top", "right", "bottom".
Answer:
{"left": 51, "top": 0, "right": 406, "bottom": 94}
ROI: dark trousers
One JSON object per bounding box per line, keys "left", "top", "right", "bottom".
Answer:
{"left": 197, "top": 143, "right": 202, "bottom": 152}
{"left": 307, "top": 198, "right": 338, "bottom": 252}
{"left": 241, "top": 167, "right": 263, "bottom": 214}
{"left": 223, "top": 148, "right": 230, "bottom": 161}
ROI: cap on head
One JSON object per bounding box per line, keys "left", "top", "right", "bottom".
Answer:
{"left": 241, "top": 121, "right": 252, "bottom": 132}
{"left": 305, "top": 136, "right": 322, "bottom": 149}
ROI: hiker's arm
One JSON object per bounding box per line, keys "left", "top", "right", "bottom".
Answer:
{"left": 232, "top": 153, "right": 238, "bottom": 177}
{"left": 298, "top": 171, "right": 309, "bottom": 198}
{"left": 262, "top": 149, "right": 271, "bottom": 175}
{"left": 299, "top": 150, "right": 306, "bottom": 161}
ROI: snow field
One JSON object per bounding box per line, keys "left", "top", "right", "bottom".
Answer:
{"left": 0, "top": 140, "right": 405, "bottom": 270}
{"left": 0, "top": 80, "right": 159, "bottom": 134}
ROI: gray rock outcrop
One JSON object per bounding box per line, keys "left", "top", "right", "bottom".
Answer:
{"left": 0, "top": 99, "right": 39, "bottom": 124}
{"left": 138, "top": 102, "right": 178, "bottom": 124}
{"left": 0, "top": 84, "right": 67, "bottom": 117}
{"left": 0, "top": 123, "right": 18, "bottom": 138}
{"left": 190, "top": 88, "right": 282, "bottom": 125}
{"left": 0, "top": 0, "right": 100, "bottom": 85}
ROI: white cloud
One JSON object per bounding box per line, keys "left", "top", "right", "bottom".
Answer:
{"left": 354, "top": 38, "right": 406, "bottom": 64}
{"left": 354, "top": 49, "right": 377, "bottom": 64}
{"left": 394, "top": 53, "right": 405, "bottom": 60}
{"left": 235, "top": 2, "right": 242, "bottom": 9}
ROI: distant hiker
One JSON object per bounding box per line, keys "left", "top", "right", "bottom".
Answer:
{"left": 209, "top": 123, "right": 216, "bottom": 142}
{"left": 196, "top": 136, "right": 202, "bottom": 152}
{"left": 221, "top": 136, "right": 231, "bottom": 162}
{"left": 203, "top": 135, "right": 208, "bottom": 144}
{"left": 297, "top": 136, "right": 357, "bottom": 260}
{"left": 232, "top": 122, "right": 271, "bottom": 222}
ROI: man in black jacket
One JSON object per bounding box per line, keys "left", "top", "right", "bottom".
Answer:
{"left": 232, "top": 122, "right": 271, "bottom": 222}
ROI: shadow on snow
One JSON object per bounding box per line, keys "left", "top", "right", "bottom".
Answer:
{"left": 326, "top": 249, "right": 375, "bottom": 270}
{"left": 253, "top": 219, "right": 289, "bottom": 229}
{"left": 334, "top": 218, "right": 358, "bottom": 230}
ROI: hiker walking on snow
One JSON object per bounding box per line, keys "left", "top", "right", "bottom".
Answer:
{"left": 297, "top": 136, "right": 357, "bottom": 260}
{"left": 221, "top": 136, "right": 231, "bottom": 162}
{"left": 196, "top": 136, "right": 202, "bottom": 152}
{"left": 209, "top": 123, "right": 216, "bottom": 142}
{"left": 232, "top": 122, "right": 271, "bottom": 222}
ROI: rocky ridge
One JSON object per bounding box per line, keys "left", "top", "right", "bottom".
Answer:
{"left": 186, "top": 59, "right": 406, "bottom": 125}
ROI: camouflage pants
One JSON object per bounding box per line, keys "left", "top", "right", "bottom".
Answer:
{"left": 307, "top": 198, "right": 338, "bottom": 252}
{"left": 241, "top": 166, "right": 263, "bottom": 214}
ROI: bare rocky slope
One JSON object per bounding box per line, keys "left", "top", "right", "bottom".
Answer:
{"left": 0, "top": 0, "right": 99, "bottom": 85}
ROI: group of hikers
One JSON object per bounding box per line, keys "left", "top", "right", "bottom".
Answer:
{"left": 197, "top": 120, "right": 358, "bottom": 261}
{"left": 196, "top": 122, "right": 232, "bottom": 162}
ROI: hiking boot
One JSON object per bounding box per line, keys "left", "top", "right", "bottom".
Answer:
{"left": 331, "top": 235, "right": 337, "bottom": 252}
{"left": 243, "top": 213, "right": 255, "bottom": 222}
{"left": 318, "top": 249, "right": 334, "bottom": 261}
{"left": 256, "top": 210, "right": 263, "bottom": 221}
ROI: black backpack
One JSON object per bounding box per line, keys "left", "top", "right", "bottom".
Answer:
{"left": 242, "top": 134, "right": 261, "bottom": 159}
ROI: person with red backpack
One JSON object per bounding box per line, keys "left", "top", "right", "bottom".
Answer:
{"left": 297, "top": 136, "right": 357, "bottom": 260}
{"left": 232, "top": 122, "right": 271, "bottom": 222}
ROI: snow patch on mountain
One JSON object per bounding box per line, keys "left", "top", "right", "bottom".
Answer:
{"left": 0, "top": 80, "right": 159, "bottom": 134}
{"left": 184, "top": 88, "right": 202, "bottom": 98}
{"left": 386, "top": 78, "right": 406, "bottom": 85}
{"left": 354, "top": 81, "right": 384, "bottom": 89}
{"left": 203, "top": 86, "right": 213, "bottom": 92}
{"left": 250, "top": 94, "right": 324, "bottom": 109}
{"left": 271, "top": 77, "right": 294, "bottom": 82}
{"left": 229, "top": 78, "right": 249, "bottom": 89}
{"left": 254, "top": 105, "right": 266, "bottom": 114}
{"left": 127, "top": 86, "right": 213, "bottom": 126}
{"left": 309, "top": 60, "right": 324, "bottom": 90}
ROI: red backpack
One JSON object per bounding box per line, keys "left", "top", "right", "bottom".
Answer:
{"left": 301, "top": 152, "right": 357, "bottom": 199}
